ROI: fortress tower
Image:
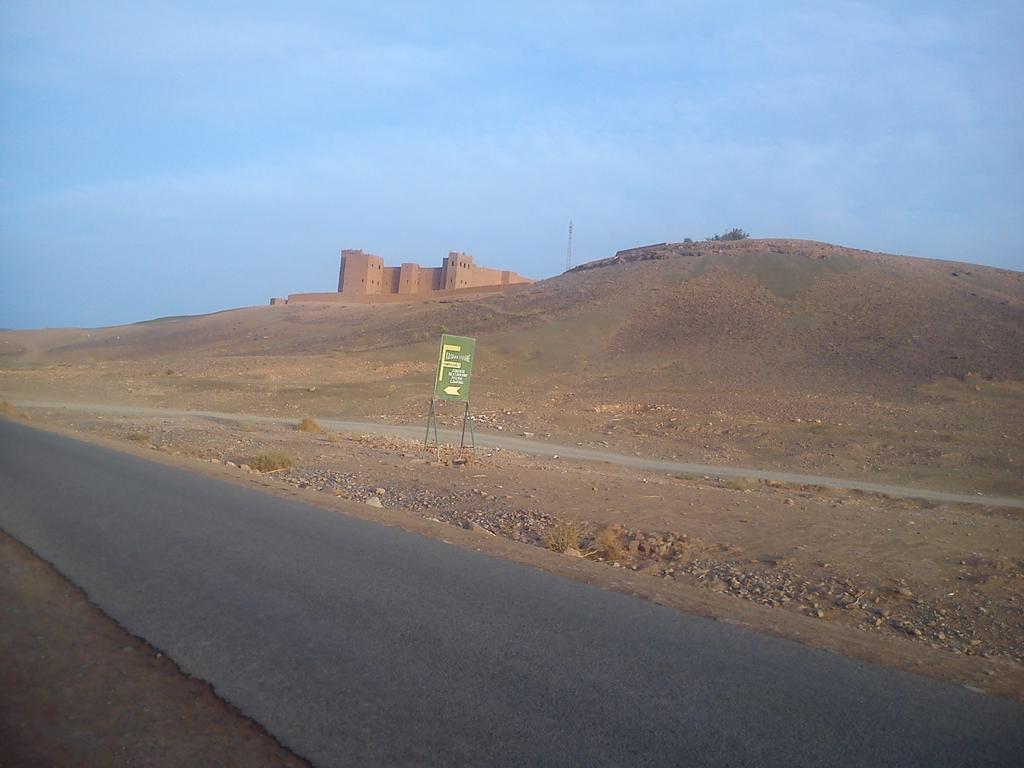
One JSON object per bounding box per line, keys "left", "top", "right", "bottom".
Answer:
{"left": 338, "top": 249, "right": 386, "bottom": 294}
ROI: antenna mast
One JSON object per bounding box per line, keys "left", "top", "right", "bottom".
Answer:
{"left": 565, "top": 220, "right": 573, "bottom": 271}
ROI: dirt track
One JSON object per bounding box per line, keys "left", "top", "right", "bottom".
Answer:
{"left": 11, "top": 399, "right": 1022, "bottom": 509}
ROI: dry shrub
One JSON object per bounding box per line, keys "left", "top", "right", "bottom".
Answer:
{"left": 297, "top": 417, "right": 321, "bottom": 433}
{"left": 0, "top": 401, "right": 15, "bottom": 416}
{"left": 594, "top": 525, "right": 625, "bottom": 560}
{"left": 126, "top": 431, "right": 150, "bottom": 443}
{"left": 544, "top": 520, "right": 582, "bottom": 553}
{"left": 251, "top": 452, "right": 295, "bottom": 472}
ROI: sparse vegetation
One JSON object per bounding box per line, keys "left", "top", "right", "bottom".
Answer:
{"left": 164, "top": 369, "right": 174, "bottom": 376}
{"left": 707, "top": 228, "right": 750, "bottom": 241}
{"left": 593, "top": 525, "right": 625, "bottom": 561}
{"left": 251, "top": 452, "right": 295, "bottom": 472}
{"left": 717, "top": 477, "right": 756, "bottom": 491}
{"left": 297, "top": 417, "right": 321, "bottom": 433}
{"left": 0, "top": 400, "right": 15, "bottom": 416}
{"left": 126, "top": 431, "right": 150, "bottom": 443}
{"left": 544, "top": 519, "right": 582, "bottom": 553}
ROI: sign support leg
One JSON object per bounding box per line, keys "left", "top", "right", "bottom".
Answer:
{"left": 460, "top": 401, "right": 475, "bottom": 452}
{"left": 424, "top": 399, "right": 439, "bottom": 451}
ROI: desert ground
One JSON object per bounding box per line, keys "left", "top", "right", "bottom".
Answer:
{"left": 2, "top": 238, "right": 1023, "bottom": 711}
{"left": 3, "top": 238, "right": 1021, "bottom": 497}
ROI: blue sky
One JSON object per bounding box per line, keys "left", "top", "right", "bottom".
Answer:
{"left": 1, "top": 1, "right": 1021, "bottom": 329}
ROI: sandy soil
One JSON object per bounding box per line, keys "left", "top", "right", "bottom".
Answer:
{"left": 0, "top": 530, "right": 311, "bottom": 768}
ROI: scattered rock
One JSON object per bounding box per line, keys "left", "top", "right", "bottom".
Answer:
{"left": 91, "top": 414, "right": 1020, "bottom": 666}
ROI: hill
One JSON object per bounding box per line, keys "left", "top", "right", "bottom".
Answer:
{"left": 2, "top": 238, "right": 1022, "bottom": 494}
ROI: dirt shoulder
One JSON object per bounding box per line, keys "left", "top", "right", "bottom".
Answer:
{"left": 0, "top": 530, "right": 311, "bottom": 768}
{"left": 4, "top": 407, "right": 1022, "bottom": 704}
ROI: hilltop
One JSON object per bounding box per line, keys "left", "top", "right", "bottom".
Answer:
{"left": 2, "top": 238, "right": 1022, "bottom": 494}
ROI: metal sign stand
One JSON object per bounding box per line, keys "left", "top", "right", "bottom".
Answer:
{"left": 460, "top": 401, "right": 476, "bottom": 452}
{"left": 426, "top": 333, "right": 477, "bottom": 459}
{"left": 423, "top": 398, "right": 440, "bottom": 451}
{"left": 423, "top": 399, "right": 476, "bottom": 455}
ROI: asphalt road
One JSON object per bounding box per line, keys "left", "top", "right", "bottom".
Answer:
{"left": 12, "top": 399, "right": 1024, "bottom": 508}
{"left": 1, "top": 418, "right": 1022, "bottom": 767}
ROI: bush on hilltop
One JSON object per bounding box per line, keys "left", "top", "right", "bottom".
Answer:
{"left": 707, "top": 228, "right": 750, "bottom": 241}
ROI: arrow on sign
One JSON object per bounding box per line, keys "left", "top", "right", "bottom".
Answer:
{"left": 444, "top": 385, "right": 461, "bottom": 396}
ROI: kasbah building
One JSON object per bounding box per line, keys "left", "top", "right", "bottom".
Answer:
{"left": 273, "top": 249, "right": 533, "bottom": 305}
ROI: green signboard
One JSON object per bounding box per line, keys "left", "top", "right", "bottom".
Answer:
{"left": 434, "top": 334, "right": 476, "bottom": 402}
